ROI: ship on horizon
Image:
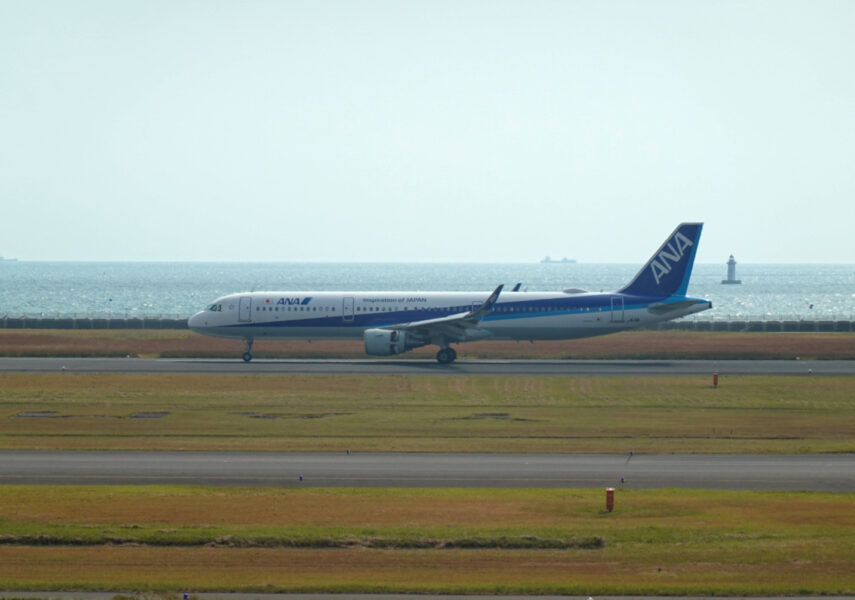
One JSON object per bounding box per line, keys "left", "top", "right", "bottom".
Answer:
{"left": 540, "top": 256, "right": 577, "bottom": 264}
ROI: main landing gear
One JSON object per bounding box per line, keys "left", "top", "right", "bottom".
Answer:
{"left": 242, "top": 338, "right": 254, "bottom": 363}
{"left": 436, "top": 347, "right": 457, "bottom": 364}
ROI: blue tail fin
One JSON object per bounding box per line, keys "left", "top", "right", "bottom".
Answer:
{"left": 618, "top": 223, "right": 703, "bottom": 298}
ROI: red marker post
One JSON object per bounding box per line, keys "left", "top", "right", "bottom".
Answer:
{"left": 713, "top": 372, "right": 719, "bottom": 387}
{"left": 606, "top": 488, "right": 615, "bottom": 512}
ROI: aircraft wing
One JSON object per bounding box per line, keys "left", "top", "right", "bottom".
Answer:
{"left": 381, "top": 284, "right": 503, "bottom": 342}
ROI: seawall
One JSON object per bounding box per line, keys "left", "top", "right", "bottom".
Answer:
{"left": 657, "top": 320, "right": 853, "bottom": 332}
{"left": 1, "top": 317, "right": 188, "bottom": 330}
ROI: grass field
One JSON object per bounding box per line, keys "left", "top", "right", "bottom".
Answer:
{"left": 2, "top": 331, "right": 853, "bottom": 595}
{"left": 1, "top": 329, "right": 854, "bottom": 359}
{"left": 0, "top": 486, "right": 853, "bottom": 595}
{"left": 2, "top": 373, "right": 855, "bottom": 453}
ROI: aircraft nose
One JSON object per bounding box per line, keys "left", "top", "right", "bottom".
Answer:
{"left": 187, "top": 311, "right": 206, "bottom": 331}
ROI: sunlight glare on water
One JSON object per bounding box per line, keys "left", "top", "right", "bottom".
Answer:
{"left": 0, "top": 262, "right": 853, "bottom": 319}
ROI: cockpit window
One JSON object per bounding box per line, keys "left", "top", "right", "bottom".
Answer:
{"left": 208, "top": 304, "right": 224, "bottom": 312}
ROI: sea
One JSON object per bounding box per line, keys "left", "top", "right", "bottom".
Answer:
{"left": 1, "top": 261, "right": 854, "bottom": 321}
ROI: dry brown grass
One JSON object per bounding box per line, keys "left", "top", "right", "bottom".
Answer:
{"left": 2, "top": 373, "right": 855, "bottom": 453}
{"left": 1, "top": 487, "right": 854, "bottom": 594}
{"left": 2, "top": 545, "right": 852, "bottom": 594}
{"left": 4, "top": 486, "right": 855, "bottom": 531}
{"left": 1, "top": 329, "right": 854, "bottom": 359}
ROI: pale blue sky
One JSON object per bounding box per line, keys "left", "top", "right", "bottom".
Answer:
{"left": 2, "top": 1, "right": 853, "bottom": 262}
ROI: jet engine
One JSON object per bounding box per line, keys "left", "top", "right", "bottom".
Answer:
{"left": 363, "top": 328, "right": 418, "bottom": 356}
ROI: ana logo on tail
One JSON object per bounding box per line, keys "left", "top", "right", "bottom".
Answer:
{"left": 650, "top": 232, "right": 694, "bottom": 285}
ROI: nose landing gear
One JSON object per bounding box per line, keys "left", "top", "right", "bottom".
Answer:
{"left": 242, "top": 338, "right": 254, "bottom": 362}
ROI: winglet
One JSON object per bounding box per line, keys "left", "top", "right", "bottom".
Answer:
{"left": 469, "top": 284, "right": 503, "bottom": 319}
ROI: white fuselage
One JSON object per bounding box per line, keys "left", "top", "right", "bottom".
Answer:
{"left": 188, "top": 289, "right": 711, "bottom": 342}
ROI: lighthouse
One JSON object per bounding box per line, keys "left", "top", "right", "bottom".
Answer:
{"left": 721, "top": 254, "right": 742, "bottom": 284}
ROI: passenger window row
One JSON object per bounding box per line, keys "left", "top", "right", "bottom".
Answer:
{"left": 253, "top": 304, "right": 603, "bottom": 314}
{"left": 257, "top": 306, "right": 336, "bottom": 312}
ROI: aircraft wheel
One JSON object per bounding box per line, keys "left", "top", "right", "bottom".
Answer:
{"left": 449, "top": 348, "right": 458, "bottom": 361}
{"left": 242, "top": 338, "right": 254, "bottom": 363}
{"left": 436, "top": 348, "right": 455, "bottom": 364}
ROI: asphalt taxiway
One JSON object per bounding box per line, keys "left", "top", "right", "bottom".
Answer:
{"left": 4, "top": 595, "right": 853, "bottom": 600}
{"left": 2, "top": 450, "right": 853, "bottom": 491}
{"left": 1, "top": 357, "right": 853, "bottom": 375}
{"left": 5, "top": 595, "right": 853, "bottom": 600}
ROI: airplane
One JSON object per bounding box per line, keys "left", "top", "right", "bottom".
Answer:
{"left": 188, "top": 222, "right": 712, "bottom": 363}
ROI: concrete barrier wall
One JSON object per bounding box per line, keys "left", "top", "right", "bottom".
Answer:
{"left": 1, "top": 318, "right": 189, "bottom": 330}
{"left": 655, "top": 320, "right": 853, "bottom": 332}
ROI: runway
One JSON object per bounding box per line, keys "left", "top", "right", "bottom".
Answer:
{"left": 1, "top": 357, "right": 853, "bottom": 375}
{"left": 5, "top": 595, "right": 851, "bottom": 600}
{"left": 4, "top": 595, "right": 851, "bottom": 600}
{"left": 2, "top": 451, "right": 853, "bottom": 491}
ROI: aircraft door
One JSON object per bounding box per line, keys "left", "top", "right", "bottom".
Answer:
{"left": 238, "top": 296, "right": 252, "bottom": 322}
{"left": 342, "top": 297, "right": 355, "bottom": 322}
{"left": 610, "top": 297, "right": 625, "bottom": 323}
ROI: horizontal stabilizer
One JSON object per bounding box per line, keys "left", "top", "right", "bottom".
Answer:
{"left": 647, "top": 299, "right": 703, "bottom": 314}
